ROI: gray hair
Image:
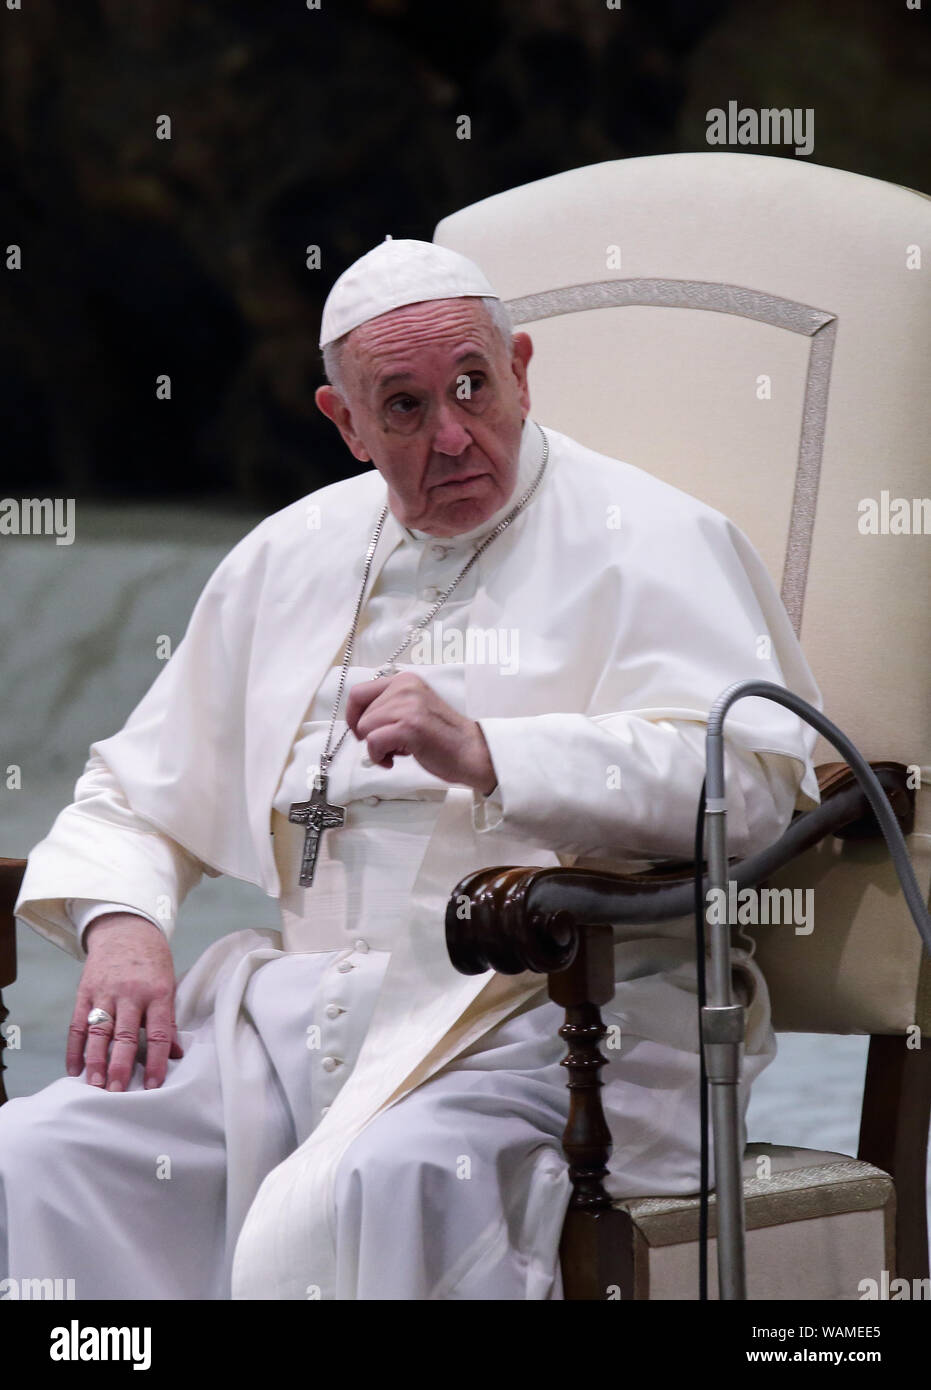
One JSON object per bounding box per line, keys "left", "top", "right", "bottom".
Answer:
{"left": 321, "top": 295, "right": 513, "bottom": 401}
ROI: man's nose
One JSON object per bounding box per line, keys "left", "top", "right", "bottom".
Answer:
{"left": 430, "top": 405, "right": 471, "bottom": 456}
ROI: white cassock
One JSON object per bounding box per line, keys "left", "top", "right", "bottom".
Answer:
{"left": 3, "top": 416, "right": 821, "bottom": 1300}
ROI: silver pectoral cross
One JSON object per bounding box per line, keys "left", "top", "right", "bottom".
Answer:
{"left": 288, "top": 773, "right": 346, "bottom": 887}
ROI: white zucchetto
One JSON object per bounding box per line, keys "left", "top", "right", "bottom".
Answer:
{"left": 319, "top": 236, "right": 499, "bottom": 347}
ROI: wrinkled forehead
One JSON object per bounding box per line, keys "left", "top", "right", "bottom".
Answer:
{"left": 345, "top": 297, "right": 503, "bottom": 388}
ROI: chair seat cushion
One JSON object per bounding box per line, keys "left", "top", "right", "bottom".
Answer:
{"left": 614, "top": 1142, "right": 893, "bottom": 1244}
{"left": 610, "top": 1143, "right": 895, "bottom": 1299}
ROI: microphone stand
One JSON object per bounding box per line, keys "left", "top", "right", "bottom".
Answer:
{"left": 702, "top": 679, "right": 931, "bottom": 1300}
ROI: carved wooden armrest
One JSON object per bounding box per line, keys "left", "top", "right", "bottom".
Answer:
{"left": 445, "top": 760, "right": 915, "bottom": 977}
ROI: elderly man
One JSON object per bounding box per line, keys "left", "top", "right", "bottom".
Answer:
{"left": 2, "top": 239, "right": 820, "bottom": 1301}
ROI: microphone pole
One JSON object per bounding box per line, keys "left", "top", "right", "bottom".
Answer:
{"left": 703, "top": 721, "right": 747, "bottom": 1300}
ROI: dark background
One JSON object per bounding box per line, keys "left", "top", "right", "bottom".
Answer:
{"left": 2, "top": 0, "right": 928, "bottom": 511}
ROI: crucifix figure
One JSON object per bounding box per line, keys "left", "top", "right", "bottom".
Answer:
{"left": 288, "top": 773, "right": 346, "bottom": 887}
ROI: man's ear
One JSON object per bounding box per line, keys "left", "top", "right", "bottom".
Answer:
{"left": 510, "top": 331, "right": 533, "bottom": 416}
{"left": 314, "top": 385, "right": 371, "bottom": 463}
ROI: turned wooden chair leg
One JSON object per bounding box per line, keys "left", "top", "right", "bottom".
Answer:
{"left": 550, "top": 923, "right": 632, "bottom": 1299}
{"left": 858, "top": 1033, "right": 931, "bottom": 1281}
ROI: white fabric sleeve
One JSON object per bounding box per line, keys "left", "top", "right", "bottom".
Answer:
{"left": 15, "top": 751, "right": 216, "bottom": 962}
{"left": 66, "top": 898, "right": 167, "bottom": 955}
{"left": 470, "top": 713, "right": 808, "bottom": 863}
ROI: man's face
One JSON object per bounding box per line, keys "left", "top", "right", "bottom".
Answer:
{"left": 315, "top": 298, "right": 533, "bottom": 537}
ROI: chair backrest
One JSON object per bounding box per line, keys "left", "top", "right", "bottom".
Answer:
{"left": 435, "top": 153, "right": 931, "bottom": 1034}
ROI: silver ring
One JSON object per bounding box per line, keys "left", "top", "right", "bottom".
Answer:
{"left": 87, "top": 1007, "right": 114, "bottom": 1027}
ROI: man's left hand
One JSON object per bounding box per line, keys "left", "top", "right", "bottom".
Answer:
{"left": 346, "top": 673, "right": 497, "bottom": 796}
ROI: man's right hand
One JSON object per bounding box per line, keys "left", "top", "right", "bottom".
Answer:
{"left": 67, "top": 913, "right": 183, "bottom": 1091}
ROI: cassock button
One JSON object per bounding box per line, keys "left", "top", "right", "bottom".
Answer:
{"left": 353, "top": 938, "right": 370, "bottom": 953}
{"left": 321, "top": 1056, "right": 341, "bottom": 1073}
{"left": 325, "top": 1003, "right": 342, "bottom": 1019}
{"left": 336, "top": 960, "right": 354, "bottom": 973}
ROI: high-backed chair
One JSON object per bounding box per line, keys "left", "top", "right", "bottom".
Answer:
{"left": 435, "top": 153, "right": 931, "bottom": 1299}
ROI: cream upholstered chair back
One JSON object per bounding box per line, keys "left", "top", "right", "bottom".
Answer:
{"left": 434, "top": 153, "right": 931, "bottom": 1037}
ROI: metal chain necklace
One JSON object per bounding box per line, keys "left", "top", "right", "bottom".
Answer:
{"left": 288, "top": 421, "right": 550, "bottom": 886}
